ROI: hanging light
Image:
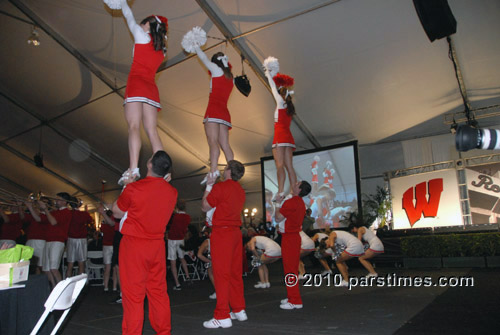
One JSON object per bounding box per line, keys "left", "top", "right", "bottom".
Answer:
{"left": 27, "top": 26, "right": 40, "bottom": 46}
{"left": 251, "top": 208, "right": 257, "bottom": 217}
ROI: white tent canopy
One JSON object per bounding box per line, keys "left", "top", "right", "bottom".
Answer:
{"left": 1, "top": 0, "right": 499, "bottom": 222}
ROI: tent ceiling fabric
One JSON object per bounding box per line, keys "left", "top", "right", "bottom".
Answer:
{"left": 1, "top": 0, "right": 500, "bottom": 220}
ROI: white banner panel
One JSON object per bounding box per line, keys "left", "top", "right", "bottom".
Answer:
{"left": 390, "top": 169, "right": 462, "bottom": 229}
{"left": 466, "top": 167, "right": 500, "bottom": 224}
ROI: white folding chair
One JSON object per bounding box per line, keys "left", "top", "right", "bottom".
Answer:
{"left": 177, "top": 257, "right": 201, "bottom": 281}
{"left": 86, "top": 251, "right": 104, "bottom": 286}
{"left": 30, "top": 274, "right": 87, "bottom": 335}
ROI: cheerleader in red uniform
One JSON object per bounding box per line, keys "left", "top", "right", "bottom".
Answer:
{"left": 194, "top": 45, "right": 235, "bottom": 183}
{"left": 114, "top": 0, "right": 168, "bottom": 185}
{"left": 263, "top": 57, "right": 297, "bottom": 203}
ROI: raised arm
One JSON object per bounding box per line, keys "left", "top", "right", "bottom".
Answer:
{"left": 120, "top": 0, "right": 149, "bottom": 44}
{"left": 194, "top": 45, "right": 223, "bottom": 77}
{"left": 38, "top": 201, "right": 56, "bottom": 226}
{"left": 264, "top": 69, "right": 282, "bottom": 104}
{"left": 274, "top": 205, "right": 285, "bottom": 223}
{"left": 98, "top": 205, "right": 115, "bottom": 227}
{"left": 25, "top": 201, "right": 41, "bottom": 222}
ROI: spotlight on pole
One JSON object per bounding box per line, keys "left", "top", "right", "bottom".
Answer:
{"left": 455, "top": 125, "right": 500, "bottom": 152}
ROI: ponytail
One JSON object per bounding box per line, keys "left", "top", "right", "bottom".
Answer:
{"left": 285, "top": 94, "right": 295, "bottom": 116}
{"left": 141, "top": 16, "right": 168, "bottom": 54}
{"left": 279, "top": 87, "right": 295, "bottom": 116}
{"left": 211, "top": 52, "right": 233, "bottom": 80}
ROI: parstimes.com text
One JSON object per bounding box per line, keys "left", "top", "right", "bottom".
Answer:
{"left": 298, "top": 273, "right": 474, "bottom": 290}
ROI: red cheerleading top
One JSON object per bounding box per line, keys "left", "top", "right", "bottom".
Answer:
{"left": 279, "top": 196, "right": 306, "bottom": 234}
{"left": 203, "top": 76, "right": 234, "bottom": 128}
{"left": 68, "top": 210, "right": 93, "bottom": 239}
{"left": 0, "top": 213, "right": 22, "bottom": 241}
{"left": 26, "top": 214, "right": 48, "bottom": 240}
{"left": 207, "top": 179, "right": 245, "bottom": 227}
{"left": 168, "top": 212, "right": 191, "bottom": 240}
{"left": 46, "top": 208, "right": 72, "bottom": 242}
{"left": 101, "top": 222, "right": 115, "bottom": 246}
{"left": 117, "top": 176, "right": 178, "bottom": 240}
{"left": 272, "top": 108, "right": 295, "bottom": 148}
{"left": 124, "top": 41, "right": 165, "bottom": 110}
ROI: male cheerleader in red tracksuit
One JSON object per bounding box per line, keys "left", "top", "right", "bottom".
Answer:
{"left": 112, "top": 151, "right": 177, "bottom": 335}
{"left": 275, "top": 181, "right": 312, "bottom": 310}
{"left": 201, "top": 160, "right": 247, "bottom": 329}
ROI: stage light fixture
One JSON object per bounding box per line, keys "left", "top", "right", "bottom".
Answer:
{"left": 27, "top": 26, "right": 40, "bottom": 46}
{"left": 455, "top": 125, "right": 500, "bottom": 152}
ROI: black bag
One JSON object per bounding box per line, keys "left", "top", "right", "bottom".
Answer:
{"left": 235, "top": 74, "right": 251, "bottom": 97}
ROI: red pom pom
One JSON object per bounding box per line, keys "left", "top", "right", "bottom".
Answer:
{"left": 273, "top": 73, "right": 294, "bottom": 88}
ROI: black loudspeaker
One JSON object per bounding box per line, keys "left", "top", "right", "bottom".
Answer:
{"left": 413, "top": 0, "right": 457, "bottom": 42}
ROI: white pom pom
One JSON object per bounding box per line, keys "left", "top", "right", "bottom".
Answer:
{"left": 103, "top": 0, "right": 123, "bottom": 10}
{"left": 181, "top": 26, "right": 207, "bottom": 53}
{"left": 263, "top": 56, "right": 280, "bottom": 77}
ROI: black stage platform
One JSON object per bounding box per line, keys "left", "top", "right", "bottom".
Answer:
{"left": 57, "top": 262, "right": 500, "bottom": 335}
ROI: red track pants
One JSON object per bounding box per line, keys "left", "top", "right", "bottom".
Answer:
{"left": 281, "top": 233, "right": 302, "bottom": 305}
{"left": 119, "top": 235, "right": 171, "bottom": 335}
{"left": 211, "top": 226, "right": 246, "bottom": 319}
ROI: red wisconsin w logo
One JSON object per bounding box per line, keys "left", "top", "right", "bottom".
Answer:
{"left": 402, "top": 178, "right": 443, "bottom": 227}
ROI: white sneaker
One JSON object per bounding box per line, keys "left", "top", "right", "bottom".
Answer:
{"left": 200, "top": 173, "right": 209, "bottom": 185}
{"left": 130, "top": 167, "right": 140, "bottom": 179}
{"left": 209, "top": 292, "right": 217, "bottom": 299}
{"left": 366, "top": 272, "right": 378, "bottom": 278}
{"left": 118, "top": 169, "right": 131, "bottom": 186}
{"left": 298, "top": 274, "right": 305, "bottom": 280}
{"left": 340, "top": 280, "right": 349, "bottom": 287}
{"left": 265, "top": 282, "right": 271, "bottom": 288}
{"left": 118, "top": 168, "right": 140, "bottom": 185}
{"left": 280, "top": 302, "right": 303, "bottom": 310}
{"left": 201, "top": 170, "right": 220, "bottom": 185}
{"left": 203, "top": 318, "right": 232, "bottom": 329}
{"left": 321, "top": 270, "right": 332, "bottom": 276}
{"left": 229, "top": 310, "right": 248, "bottom": 321}
{"left": 254, "top": 282, "right": 267, "bottom": 288}
{"left": 280, "top": 298, "right": 288, "bottom": 304}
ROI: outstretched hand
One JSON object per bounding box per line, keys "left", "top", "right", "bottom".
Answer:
{"left": 206, "top": 173, "right": 217, "bottom": 186}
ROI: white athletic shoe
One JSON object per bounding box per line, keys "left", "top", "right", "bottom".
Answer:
{"left": 118, "top": 169, "right": 131, "bottom": 186}
{"left": 201, "top": 170, "right": 220, "bottom": 185}
{"left": 209, "top": 292, "right": 217, "bottom": 300}
{"left": 340, "top": 280, "right": 349, "bottom": 287}
{"left": 203, "top": 318, "right": 232, "bottom": 329}
{"left": 321, "top": 270, "right": 333, "bottom": 276}
{"left": 280, "top": 298, "right": 288, "bottom": 304}
{"left": 280, "top": 302, "right": 303, "bottom": 310}
{"left": 118, "top": 168, "right": 140, "bottom": 186}
{"left": 366, "top": 272, "right": 378, "bottom": 278}
{"left": 254, "top": 282, "right": 267, "bottom": 288}
{"left": 265, "top": 282, "right": 271, "bottom": 288}
{"left": 229, "top": 310, "right": 248, "bottom": 321}
{"left": 298, "top": 274, "right": 305, "bottom": 280}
